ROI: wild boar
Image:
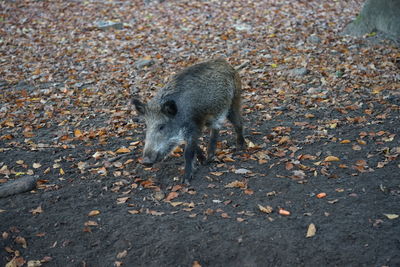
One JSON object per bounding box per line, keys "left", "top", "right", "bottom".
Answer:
{"left": 133, "top": 58, "right": 245, "bottom": 184}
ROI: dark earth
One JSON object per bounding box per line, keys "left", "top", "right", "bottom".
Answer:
{"left": 1, "top": 0, "right": 399, "bottom": 266}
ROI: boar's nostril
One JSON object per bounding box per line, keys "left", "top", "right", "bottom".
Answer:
{"left": 141, "top": 156, "right": 154, "bottom": 167}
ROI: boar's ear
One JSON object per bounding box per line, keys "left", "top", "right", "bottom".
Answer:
{"left": 132, "top": 99, "right": 146, "bottom": 115}
{"left": 161, "top": 100, "right": 177, "bottom": 117}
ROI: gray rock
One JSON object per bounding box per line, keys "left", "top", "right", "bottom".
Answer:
{"left": 307, "top": 87, "right": 325, "bottom": 94}
{"left": 307, "top": 34, "right": 321, "bottom": 44}
{"left": 134, "top": 59, "right": 155, "bottom": 69}
{"left": 96, "top": 21, "right": 123, "bottom": 30}
{"left": 290, "top": 67, "right": 309, "bottom": 77}
{"left": 233, "top": 23, "right": 252, "bottom": 31}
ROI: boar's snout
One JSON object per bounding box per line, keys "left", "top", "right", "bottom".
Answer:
{"left": 141, "top": 148, "right": 161, "bottom": 167}
{"left": 141, "top": 156, "right": 154, "bottom": 167}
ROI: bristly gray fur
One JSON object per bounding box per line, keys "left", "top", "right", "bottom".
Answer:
{"left": 133, "top": 58, "right": 245, "bottom": 184}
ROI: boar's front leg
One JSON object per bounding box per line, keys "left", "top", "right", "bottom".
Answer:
{"left": 206, "top": 128, "right": 219, "bottom": 163}
{"left": 182, "top": 136, "right": 201, "bottom": 184}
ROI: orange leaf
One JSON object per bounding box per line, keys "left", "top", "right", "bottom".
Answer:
{"left": 88, "top": 210, "right": 100, "bottom": 216}
{"left": 324, "top": 156, "right": 340, "bottom": 162}
{"left": 225, "top": 180, "right": 246, "bottom": 188}
{"left": 278, "top": 208, "right": 290, "bottom": 216}
{"left": 165, "top": 192, "right": 179, "bottom": 202}
{"left": 115, "top": 147, "right": 131, "bottom": 154}
{"left": 244, "top": 189, "right": 254, "bottom": 195}
{"left": 74, "top": 129, "right": 83, "bottom": 138}
{"left": 316, "top": 192, "right": 327, "bottom": 198}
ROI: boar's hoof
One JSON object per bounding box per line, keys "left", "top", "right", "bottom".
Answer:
{"left": 181, "top": 174, "right": 192, "bottom": 185}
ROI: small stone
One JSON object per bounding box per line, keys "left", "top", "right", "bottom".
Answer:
{"left": 307, "top": 87, "right": 324, "bottom": 94}
{"left": 134, "top": 59, "right": 155, "bottom": 69}
{"left": 290, "top": 67, "right": 309, "bottom": 77}
{"left": 96, "top": 21, "right": 123, "bottom": 30}
{"left": 307, "top": 34, "right": 321, "bottom": 44}
{"left": 233, "top": 23, "right": 252, "bottom": 31}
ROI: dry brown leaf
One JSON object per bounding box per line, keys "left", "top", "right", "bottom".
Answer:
{"left": 244, "top": 189, "right": 254, "bottom": 195}
{"left": 30, "top": 205, "right": 43, "bottom": 215}
{"left": 15, "top": 236, "right": 27, "bottom": 248}
{"left": 115, "top": 147, "right": 131, "bottom": 154}
{"left": 32, "top": 163, "right": 41, "bottom": 169}
{"left": 74, "top": 129, "right": 83, "bottom": 138}
{"left": 128, "top": 210, "right": 140, "bottom": 214}
{"left": 258, "top": 204, "right": 273, "bottom": 214}
{"left": 116, "top": 197, "right": 129, "bottom": 204}
{"left": 148, "top": 210, "right": 164, "bottom": 216}
{"left": 210, "top": 171, "right": 224, "bottom": 176}
{"left": 169, "top": 202, "right": 183, "bottom": 207}
{"left": 278, "top": 208, "right": 291, "bottom": 216}
{"left": 84, "top": 221, "right": 98, "bottom": 226}
{"left": 221, "top": 213, "right": 230, "bottom": 218}
{"left": 165, "top": 192, "right": 179, "bottom": 202}
{"left": 384, "top": 214, "right": 399, "bottom": 220}
{"left": 324, "top": 156, "right": 340, "bottom": 162}
{"left": 225, "top": 180, "right": 246, "bottom": 188}
{"left": 116, "top": 250, "right": 127, "bottom": 259}
{"left": 88, "top": 210, "right": 100, "bottom": 216}
{"left": 306, "top": 223, "right": 316, "bottom": 238}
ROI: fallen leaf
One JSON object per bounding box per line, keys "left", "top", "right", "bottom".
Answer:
{"left": 192, "top": 260, "right": 202, "bottom": 267}
{"left": 316, "top": 192, "right": 327, "bottom": 199}
{"left": 324, "top": 156, "right": 340, "bottom": 162}
{"left": 84, "top": 221, "right": 98, "bottom": 226}
{"left": 32, "top": 163, "right": 41, "bottom": 169}
{"left": 340, "top": 139, "right": 351, "bottom": 144}
{"left": 210, "top": 171, "right": 224, "bottom": 176}
{"left": 148, "top": 210, "right": 164, "bottom": 216}
{"left": 116, "top": 250, "right": 127, "bottom": 259}
{"left": 128, "top": 210, "right": 140, "bottom": 214}
{"left": 165, "top": 192, "right": 179, "bottom": 202}
{"left": 225, "top": 180, "right": 246, "bottom": 188}
{"left": 15, "top": 236, "right": 27, "bottom": 248}
{"left": 221, "top": 213, "right": 230, "bottom": 218}
{"left": 169, "top": 201, "right": 183, "bottom": 207}
{"left": 116, "top": 197, "right": 129, "bottom": 204}
{"left": 306, "top": 223, "right": 316, "bottom": 238}
{"left": 27, "top": 260, "right": 42, "bottom": 267}
{"left": 244, "top": 189, "right": 254, "bottom": 195}
{"left": 30, "top": 205, "right": 43, "bottom": 215}
{"left": 258, "top": 204, "right": 273, "bottom": 214}
{"left": 74, "top": 129, "right": 83, "bottom": 138}
{"left": 88, "top": 210, "right": 100, "bottom": 216}
{"left": 115, "top": 147, "right": 131, "bottom": 154}
{"left": 278, "top": 208, "right": 291, "bottom": 216}
{"left": 384, "top": 214, "right": 398, "bottom": 220}
{"left": 154, "top": 191, "right": 165, "bottom": 201}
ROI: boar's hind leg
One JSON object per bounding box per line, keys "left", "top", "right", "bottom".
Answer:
{"left": 206, "top": 128, "right": 219, "bottom": 163}
{"left": 196, "top": 146, "right": 206, "bottom": 165}
{"left": 228, "top": 100, "right": 245, "bottom": 149}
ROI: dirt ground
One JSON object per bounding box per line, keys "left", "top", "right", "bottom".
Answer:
{"left": 1, "top": 0, "right": 399, "bottom": 266}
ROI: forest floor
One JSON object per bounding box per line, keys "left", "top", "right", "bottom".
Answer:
{"left": 1, "top": 0, "right": 399, "bottom": 266}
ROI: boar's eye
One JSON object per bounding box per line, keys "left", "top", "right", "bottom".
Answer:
{"left": 158, "top": 124, "right": 165, "bottom": 131}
